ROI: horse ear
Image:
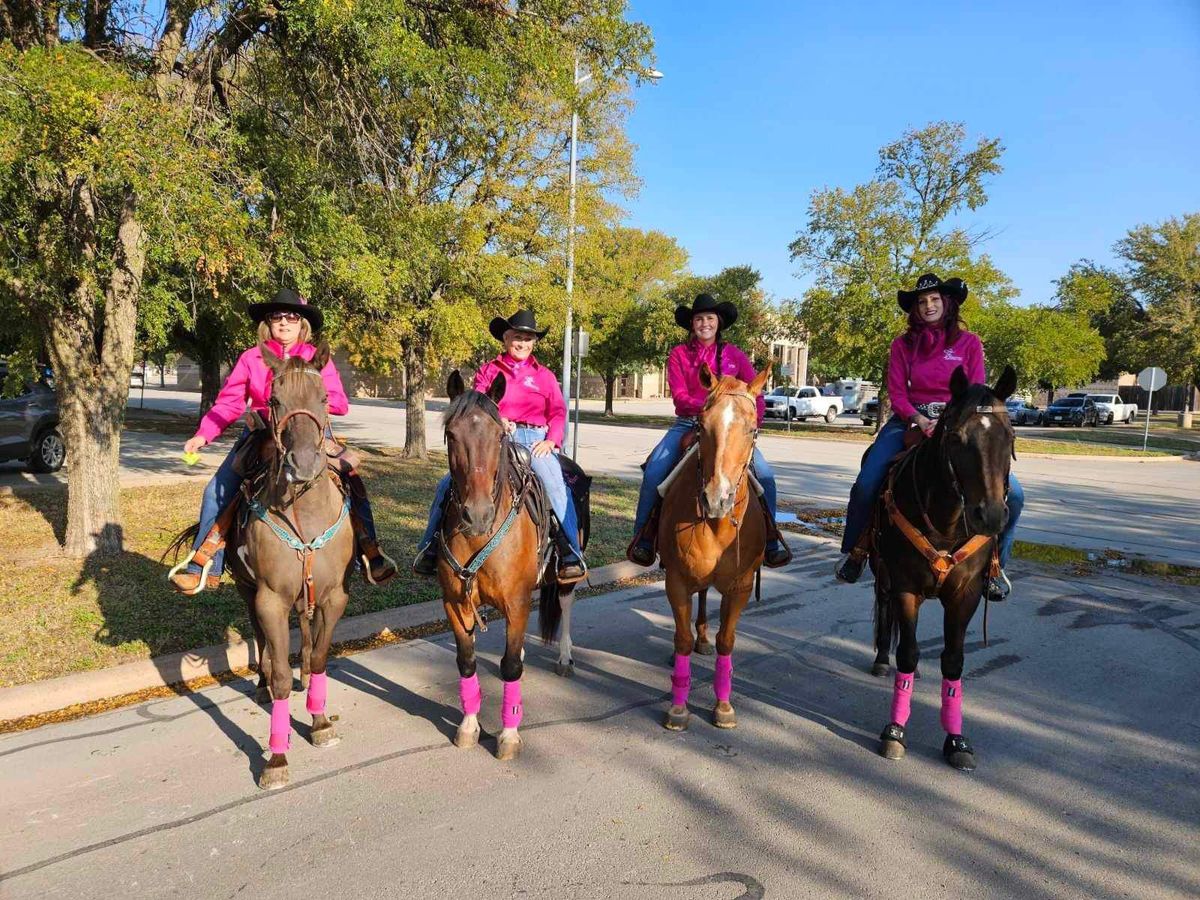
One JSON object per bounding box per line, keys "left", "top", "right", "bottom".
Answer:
{"left": 244, "top": 409, "right": 266, "bottom": 431}
{"left": 949, "top": 365, "right": 969, "bottom": 400}
{"left": 699, "top": 362, "right": 716, "bottom": 391}
{"left": 447, "top": 370, "right": 465, "bottom": 400}
{"left": 748, "top": 367, "right": 770, "bottom": 397}
{"left": 487, "top": 372, "right": 506, "bottom": 405}
{"left": 259, "top": 342, "right": 284, "bottom": 375}
{"left": 311, "top": 341, "right": 331, "bottom": 371}
{"left": 994, "top": 365, "right": 1017, "bottom": 402}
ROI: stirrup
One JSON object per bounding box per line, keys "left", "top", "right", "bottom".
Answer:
{"left": 167, "top": 551, "right": 215, "bottom": 596}
{"left": 362, "top": 547, "right": 398, "bottom": 586}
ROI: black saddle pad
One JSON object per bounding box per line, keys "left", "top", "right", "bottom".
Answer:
{"left": 556, "top": 453, "right": 592, "bottom": 551}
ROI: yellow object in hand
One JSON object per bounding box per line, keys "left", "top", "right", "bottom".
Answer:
{"left": 182, "top": 451, "right": 201, "bottom": 466}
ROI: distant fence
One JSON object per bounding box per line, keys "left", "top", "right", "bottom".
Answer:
{"left": 1118, "top": 384, "right": 1196, "bottom": 412}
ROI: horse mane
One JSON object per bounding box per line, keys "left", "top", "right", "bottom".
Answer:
{"left": 935, "top": 382, "right": 1003, "bottom": 435}
{"left": 443, "top": 389, "right": 503, "bottom": 432}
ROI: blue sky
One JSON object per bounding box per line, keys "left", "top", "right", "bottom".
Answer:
{"left": 621, "top": 0, "right": 1200, "bottom": 306}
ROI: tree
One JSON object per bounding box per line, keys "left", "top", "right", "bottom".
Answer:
{"left": 1054, "top": 261, "right": 1147, "bottom": 380}
{"left": 575, "top": 225, "right": 688, "bottom": 414}
{"left": 654, "top": 266, "right": 779, "bottom": 367}
{"left": 973, "top": 302, "right": 1105, "bottom": 396}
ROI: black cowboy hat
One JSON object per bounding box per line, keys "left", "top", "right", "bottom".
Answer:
{"left": 248, "top": 288, "right": 324, "bottom": 332}
{"left": 675, "top": 292, "right": 738, "bottom": 331}
{"left": 489, "top": 308, "right": 548, "bottom": 342}
{"left": 897, "top": 273, "right": 969, "bottom": 312}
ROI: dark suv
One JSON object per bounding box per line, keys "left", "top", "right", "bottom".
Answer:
{"left": 0, "top": 362, "right": 65, "bottom": 472}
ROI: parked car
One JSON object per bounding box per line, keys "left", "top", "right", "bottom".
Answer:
{"left": 1004, "top": 398, "right": 1042, "bottom": 425}
{"left": 764, "top": 386, "right": 843, "bottom": 423}
{"left": 0, "top": 362, "right": 65, "bottom": 472}
{"left": 1043, "top": 396, "right": 1099, "bottom": 427}
{"left": 861, "top": 397, "right": 880, "bottom": 427}
{"left": 1086, "top": 393, "right": 1138, "bottom": 425}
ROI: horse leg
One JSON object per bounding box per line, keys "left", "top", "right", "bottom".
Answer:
{"left": 241, "top": 586, "right": 271, "bottom": 704}
{"left": 496, "top": 598, "right": 530, "bottom": 761}
{"left": 447, "top": 602, "right": 482, "bottom": 750}
{"left": 663, "top": 573, "right": 695, "bottom": 732}
{"left": 694, "top": 589, "right": 715, "bottom": 655}
{"left": 871, "top": 579, "right": 892, "bottom": 677}
{"left": 940, "top": 595, "right": 980, "bottom": 772}
{"left": 710, "top": 579, "right": 753, "bottom": 729}
{"left": 256, "top": 590, "right": 293, "bottom": 790}
{"left": 879, "top": 591, "right": 920, "bottom": 761}
{"left": 555, "top": 585, "right": 576, "bottom": 677}
{"left": 307, "top": 588, "right": 349, "bottom": 748}
{"left": 298, "top": 612, "right": 312, "bottom": 692}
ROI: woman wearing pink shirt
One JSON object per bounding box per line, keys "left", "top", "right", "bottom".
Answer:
{"left": 628, "top": 293, "right": 791, "bottom": 569}
{"left": 169, "top": 289, "right": 396, "bottom": 594}
{"left": 835, "top": 273, "right": 1023, "bottom": 601}
{"left": 412, "top": 310, "right": 587, "bottom": 583}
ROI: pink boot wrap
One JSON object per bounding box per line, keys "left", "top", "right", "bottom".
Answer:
{"left": 891, "top": 671, "right": 915, "bottom": 726}
{"left": 269, "top": 698, "right": 290, "bottom": 754}
{"left": 714, "top": 653, "right": 733, "bottom": 703}
{"left": 941, "top": 678, "right": 963, "bottom": 734}
{"left": 459, "top": 674, "right": 482, "bottom": 717}
{"left": 501, "top": 679, "right": 523, "bottom": 730}
{"left": 306, "top": 671, "right": 328, "bottom": 715}
{"left": 671, "top": 654, "right": 692, "bottom": 707}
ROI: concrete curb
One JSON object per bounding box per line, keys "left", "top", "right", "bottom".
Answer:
{"left": 0, "top": 559, "right": 652, "bottom": 722}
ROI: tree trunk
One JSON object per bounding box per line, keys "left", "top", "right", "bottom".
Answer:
{"left": 604, "top": 370, "right": 616, "bottom": 417}
{"left": 402, "top": 321, "right": 431, "bottom": 459}
{"left": 198, "top": 353, "right": 223, "bottom": 418}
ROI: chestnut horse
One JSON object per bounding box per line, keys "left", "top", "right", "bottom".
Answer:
{"left": 872, "top": 365, "right": 1017, "bottom": 772}
{"left": 439, "top": 370, "right": 548, "bottom": 761}
{"left": 659, "top": 363, "right": 770, "bottom": 731}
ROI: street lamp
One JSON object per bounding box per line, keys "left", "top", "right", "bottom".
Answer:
{"left": 560, "top": 60, "right": 663, "bottom": 452}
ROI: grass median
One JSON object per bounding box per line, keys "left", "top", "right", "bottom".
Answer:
{"left": 0, "top": 449, "right": 639, "bottom": 689}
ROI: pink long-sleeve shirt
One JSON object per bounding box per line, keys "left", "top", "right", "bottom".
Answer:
{"left": 886, "top": 328, "right": 986, "bottom": 423}
{"left": 195, "top": 340, "right": 350, "bottom": 442}
{"left": 667, "top": 339, "right": 765, "bottom": 426}
{"left": 474, "top": 354, "right": 567, "bottom": 448}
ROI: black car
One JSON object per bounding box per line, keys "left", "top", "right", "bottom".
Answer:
{"left": 1004, "top": 398, "right": 1042, "bottom": 426}
{"left": 1042, "top": 396, "right": 1099, "bottom": 427}
{"left": 0, "top": 362, "right": 65, "bottom": 472}
{"left": 861, "top": 397, "right": 879, "bottom": 426}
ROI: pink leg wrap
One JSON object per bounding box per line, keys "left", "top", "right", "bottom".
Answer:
{"left": 306, "top": 671, "right": 328, "bottom": 715}
{"left": 459, "top": 674, "right": 482, "bottom": 717}
{"left": 891, "top": 671, "right": 915, "bottom": 726}
{"left": 714, "top": 653, "right": 733, "bottom": 703}
{"left": 501, "top": 679, "right": 523, "bottom": 730}
{"left": 269, "top": 698, "right": 290, "bottom": 754}
{"left": 941, "top": 678, "right": 964, "bottom": 734}
{"left": 671, "top": 654, "right": 692, "bottom": 707}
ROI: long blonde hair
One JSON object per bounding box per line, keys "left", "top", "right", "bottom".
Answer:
{"left": 257, "top": 318, "right": 312, "bottom": 347}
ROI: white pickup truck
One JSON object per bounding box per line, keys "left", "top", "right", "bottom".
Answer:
{"left": 1087, "top": 393, "right": 1138, "bottom": 425}
{"left": 763, "top": 386, "right": 843, "bottom": 423}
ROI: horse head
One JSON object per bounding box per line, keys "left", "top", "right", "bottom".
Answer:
{"left": 696, "top": 362, "right": 769, "bottom": 520}
{"left": 937, "top": 364, "right": 1018, "bottom": 536}
{"left": 444, "top": 369, "right": 507, "bottom": 536}
{"left": 261, "top": 342, "right": 331, "bottom": 485}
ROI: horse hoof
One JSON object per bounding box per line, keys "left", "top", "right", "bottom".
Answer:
{"left": 311, "top": 724, "right": 340, "bottom": 748}
{"left": 254, "top": 684, "right": 272, "bottom": 705}
{"left": 870, "top": 661, "right": 890, "bottom": 677}
{"left": 258, "top": 761, "right": 289, "bottom": 791}
{"left": 454, "top": 725, "right": 480, "bottom": 749}
{"left": 879, "top": 723, "right": 906, "bottom": 760}
{"left": 663, "top": 705, "right": 690, "bottom": 731}
{"left": 496, "top": 736, "right": 522, "bottom": 761}
{"left": 712, "top": 701, "right": 737, "bottom": 729}
{"left": 555, "top": 660, "right": 575, "bottom": 678}
{"left": 694, "top": 640, "right": 715, "bottom": 656}
{"left": 300, "top": 671, "right": 310, "bottom": 691}
{"left": 943, "top": 735, "right": 977, "bottom": 772}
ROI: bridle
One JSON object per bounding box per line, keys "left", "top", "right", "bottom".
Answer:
{"left": 268, "top": 368, "right": 329, "bottom": 487}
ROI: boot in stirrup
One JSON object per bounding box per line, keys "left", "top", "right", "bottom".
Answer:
{"left": 360, "top": 538, "right": 398, "bottom": 585}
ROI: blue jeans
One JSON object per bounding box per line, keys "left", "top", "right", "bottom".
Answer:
{"left": 419, "top": 426, "right": 584, "bottom": 559}
{"left": 189, "top": 426, "right": 378, "bottom": 576}
{"left": 841, "top": 416, "right": 1024, "bottom": 567}
{"left": 632, "top": 417, "right": 781, "bottom": 550}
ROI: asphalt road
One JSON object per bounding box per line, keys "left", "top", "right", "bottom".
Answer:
{"left": 3, "top": 533, "right": 1197, "bottom": 898}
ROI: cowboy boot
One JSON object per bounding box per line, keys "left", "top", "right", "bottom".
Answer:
{"left": 555, "top": 527, "right": 587, "bottom": 584}
{"left": 412, "top": 544, "right": 439, "bottom": 577}
{"left": 835, "top": 549, "right": 868, "bottom": 584}
{"left": 359, "top": 537, "right": 398, "bottom": 585}
{"left": 169, "top": 513, "right": 230, "bottom": 596}
{"left": 985, "top": 568, "right": 1012, "bottom": 602}
{"left": 627, "top": 499, "right": 661, "bottom": 567}
{"left": 169, "top": 571, "right": 222, "bottom": 594}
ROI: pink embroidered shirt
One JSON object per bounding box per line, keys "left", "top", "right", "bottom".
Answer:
{"left": 886, "top": 328, "right": 986, "bottom": 423}
{"left": 667, "top": 339, "right": 765, "bottom": 425}
{"left": 195, "top": 341, "right": 349, "bottom": 442}
{"left": 473, "top": 354, "right": 567, "bottom": 448}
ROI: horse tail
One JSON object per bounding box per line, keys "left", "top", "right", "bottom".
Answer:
{"left": 539, "top": 571, "right": 563, "bottom": 644}
{"left": 161, "top": 523, "right": 200, "bottom": 565}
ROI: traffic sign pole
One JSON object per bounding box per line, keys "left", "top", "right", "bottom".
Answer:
{"left": 1137, "top": 366, "right": 1167, "bottom": 452}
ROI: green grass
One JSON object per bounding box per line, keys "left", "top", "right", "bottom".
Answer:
{"left": 0, "top": 449, "right": 638, "bottom": 689}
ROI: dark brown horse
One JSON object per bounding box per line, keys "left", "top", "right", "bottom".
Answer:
{"left": 439, "top": 371, "right": 547, "bottom": 760}
{"left": 658, "top": 363, "right": 770, "bottom": 731}
{"left": 871, "top": 365, "right": 1016, "bottom": 771}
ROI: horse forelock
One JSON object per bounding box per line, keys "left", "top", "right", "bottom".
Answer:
{"left": 443, "top": 390, "right": 503, "bottom": 435}
{"left": 701, "top": 374, "right": 753, "bottom": 412}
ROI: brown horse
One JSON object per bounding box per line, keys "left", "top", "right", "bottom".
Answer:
{"left": 439, "top": 370, "right": 547, "bottom": 761}
{"left": 659, "top": 363, "right": 770, "bottom": 731}
{"left": 224, "top": 345, "right": 355, "bottom": 789}
{"left": 871, "top": 365, "right": 1016, "bottom": 772}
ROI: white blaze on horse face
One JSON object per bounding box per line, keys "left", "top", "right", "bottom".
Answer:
{"left": 979, "top": 416, "right": 991, "bottom": 431}
{"left": 715, "top": 400, "right": 736, "bottom": 500}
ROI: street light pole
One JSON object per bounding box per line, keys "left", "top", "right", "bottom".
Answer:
{"left": 560, "top": 57, "right": 581, "bottom": 451}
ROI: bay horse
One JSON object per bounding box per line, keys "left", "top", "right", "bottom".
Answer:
{"left": 167, "top": 344, "right": 356, "bottom": 790}
{"left": 871, "top": 365, "right": 1017, "bottom": 772}
{"left": 439, "top": 370, "right": 548, "bottom": 760}
{"left": 659, "top": 363, "right": 770, "bottom": 731}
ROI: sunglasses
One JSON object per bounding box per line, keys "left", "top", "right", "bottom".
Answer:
{"left": 267, "top": 312, "right": 303, "bottom": 324}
